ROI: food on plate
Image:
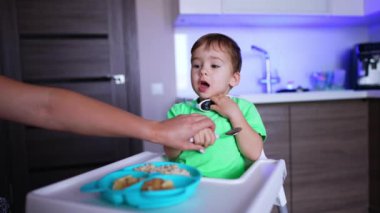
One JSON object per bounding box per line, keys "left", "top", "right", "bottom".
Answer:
{"left": 112, "top": 175, "right": 140, "bottom": 190}
{"left": 111, "top": 163, "right": 189, "bottom": 191}
{"left": 134, "top": 164, "right": 190, "bottom": 176}
{"left": 141, "top": 178, "right": 174, "bottom": 191}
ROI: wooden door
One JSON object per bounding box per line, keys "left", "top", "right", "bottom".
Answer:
{"left": 290, "top": 100, "right": 369, "bottom": 213}
{"left": 1, "top": 0, "right": 25, "bottom": 211}
{"left": 1, "top": 0, "right": 142, "bottom": 212}
{"left": 369, "top": 99, "right": 380, "bottom": 212}
{"left": 0, "top": 116, "right": 10, "bottom": 211}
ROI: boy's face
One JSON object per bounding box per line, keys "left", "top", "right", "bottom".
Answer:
{"left": 191, "top": 43, "right": 240, "bottom": 99}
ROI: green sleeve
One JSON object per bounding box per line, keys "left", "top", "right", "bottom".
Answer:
{"left": 167, "top": 101, "right": 193, "bottom": 119}
{"left": 167, "top": 106, "right": 176, "bottom": 119}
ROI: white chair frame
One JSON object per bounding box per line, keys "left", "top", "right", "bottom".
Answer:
{"left": 259, "top": 150, "right": 288, "bottom": 213}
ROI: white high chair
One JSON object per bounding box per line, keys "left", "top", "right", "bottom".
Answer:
{"left": 259, "top": 150, "right": 288, "bottom": 213}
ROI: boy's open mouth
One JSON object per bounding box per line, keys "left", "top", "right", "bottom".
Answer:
{"left": 198, "top": 80, "right": 210, "bottom": 93}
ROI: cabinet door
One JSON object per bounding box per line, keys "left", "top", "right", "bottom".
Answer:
{"left": 222, "top": 0, "right": 329, "bottom": 15}
{"left": 256, "top": 104, "right": 291, "bottom": 212}
{"left": 179, "top": 0, "right": 222, "bottom": 14}
{"left": 291, "top": 100, "right": 368, "bottom": 212}
{"left": 329, "top": 0, "right": 364, "bottom": 16}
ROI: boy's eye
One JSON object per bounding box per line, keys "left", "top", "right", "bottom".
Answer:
{"left": 211, "top": 64, "right": 220, "bottom": 69}
{"left": 192, "top": 64, "right": 200, "bottom": 69}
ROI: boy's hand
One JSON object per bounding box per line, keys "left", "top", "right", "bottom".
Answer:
{"left": 210, "top": 95, "right": 241, "bottom": 119}
{"left": 159, "top": 114, "right": 215, "bottom": 151}
{"left": 192, "top": 128, "right": 216, "bottom": 149}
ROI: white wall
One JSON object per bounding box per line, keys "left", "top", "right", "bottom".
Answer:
{"left": 369, "top": 24, "right": 380, "bottom": 42}
{"left": 175, "top": 26, "right": 369, "bottom": 97}
{"left": 135, "top": 0, "right": 178, "bottom": 152}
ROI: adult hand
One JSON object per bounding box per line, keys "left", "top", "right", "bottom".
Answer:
{"left": 154, "top": 114, "right": 215, "bottom": 151}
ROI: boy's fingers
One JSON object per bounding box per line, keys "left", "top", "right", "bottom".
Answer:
{"left": 186, "top": 138, "right": 206, "bottom": 153}
{"left": 204, "top": 132, "right": 212, "bottom": 148}
{"left": 183, "top": 142, "right": 204, "bottom": 151}
{"left": 210, "top": 104, "right": 220, "bottom": 112}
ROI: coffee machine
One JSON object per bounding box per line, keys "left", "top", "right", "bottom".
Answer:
{"left": 350, "top": 42, "right": 380, "bottom": 90}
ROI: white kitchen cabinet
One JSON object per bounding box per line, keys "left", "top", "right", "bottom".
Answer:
{"left": 222, "top": 0, "right": 329, "bottom": 15}
{"left": 329, "top": 0, "right": 364, "bottom": 16}
{"left": 179, "top": 0, "right": 222, "bottom": 14}
{"left": 179, "top": 0, "right": 367, "bottom": 16}
{"left": 176, "top": 0, "right": 377, "bottom": 27}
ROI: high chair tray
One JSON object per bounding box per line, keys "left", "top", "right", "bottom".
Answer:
{"left": 26, "top": 151, "right": 286, "bottom": 213}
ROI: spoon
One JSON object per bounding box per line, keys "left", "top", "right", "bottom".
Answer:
{"left": 189, "top": 127, "right": 242, "bottom": 154}
{"left": 189, "top": 127, "right": 241, "bottom": 143}
{"left": 216, "top": 127, "right": 242, "bottom": 139}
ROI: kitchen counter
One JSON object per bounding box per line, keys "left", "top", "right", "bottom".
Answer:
{"left": 239, "top": 90, "right": 380, "bottom": 104}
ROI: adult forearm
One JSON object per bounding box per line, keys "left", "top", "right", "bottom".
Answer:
{"left": 0, "top": 76, "right": 213, "bottom": 151}
{"left": 0, "top": 76, "right": 154, "bottom": 141}
{"left": 44, "top": 88, "right": 155, "bottom": 140}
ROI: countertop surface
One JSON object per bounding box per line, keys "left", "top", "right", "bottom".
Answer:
{"left": 238, "top": 90, "right": 380, "bottom": 104}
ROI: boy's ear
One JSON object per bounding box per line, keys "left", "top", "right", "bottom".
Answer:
{"left": 229, "top": 72, "right": 240, "bottom": 87}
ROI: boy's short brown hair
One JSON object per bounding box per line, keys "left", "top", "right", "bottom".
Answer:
{"left": 191, "top": 33, "right": 242, "bottom": 73}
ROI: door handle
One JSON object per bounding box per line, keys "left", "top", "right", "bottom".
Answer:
{"left": 25, "top": 74, "right": 126, "bottom": 85}
{"left": 111, "top": 74, "right": 125, "bottom": 85}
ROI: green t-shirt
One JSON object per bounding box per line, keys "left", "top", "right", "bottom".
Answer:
{"left": 167, "top": 97, "right": 266, "bottom": 179}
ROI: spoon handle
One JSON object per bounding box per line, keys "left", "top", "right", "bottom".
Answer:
{"left": 216, "top": 127, "right": 242, "bottom": 139}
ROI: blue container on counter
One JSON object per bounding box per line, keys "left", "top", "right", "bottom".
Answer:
{"left": 310, "top": 70, "right": 346, "bottom": 90}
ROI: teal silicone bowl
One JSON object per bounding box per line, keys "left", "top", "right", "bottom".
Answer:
{"left": 81, "top": 162, "right": 201, "bottom": 209}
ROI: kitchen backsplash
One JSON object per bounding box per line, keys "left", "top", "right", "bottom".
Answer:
{"left": 174, "top": 25, "right": 371, "bottom": 97}
{"left": 369, "top": 24, "right": 380, "bottom": 41}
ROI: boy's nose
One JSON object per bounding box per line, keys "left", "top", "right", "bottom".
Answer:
{"left": 200, "top": 67, "right": 208, "bottom": 76}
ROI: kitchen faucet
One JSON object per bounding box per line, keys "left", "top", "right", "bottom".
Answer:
{"left": 251, "top": 45, "right": 280, "bottom": 93}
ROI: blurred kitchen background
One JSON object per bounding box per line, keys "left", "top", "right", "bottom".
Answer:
{"left": 139, "top": 0, "right": 380, "bottom": 151}
{"left": 1, "top": 0, "right": 380, "bottom": 212}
